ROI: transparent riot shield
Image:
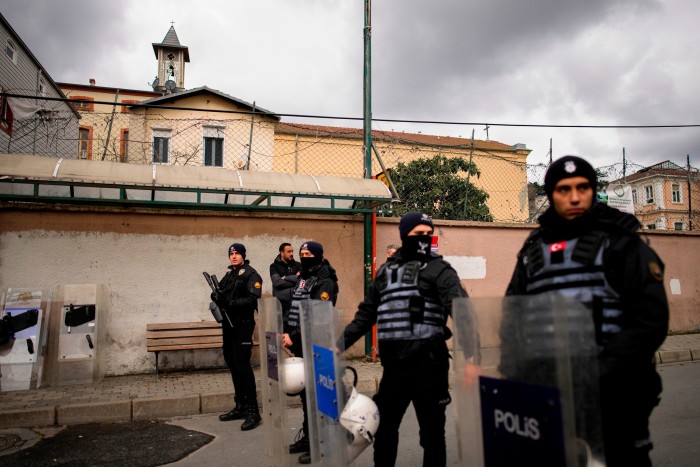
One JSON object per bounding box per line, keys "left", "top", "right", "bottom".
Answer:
{"left": 0, "top": 288, "right": 51, "bottom": 391}
{"left": 300, "top": 299, "right": 354, "bottom": 466}
{"left": 453, "top": 295, "right": 604, "bottom": 467}
{"left": 258, "top": 297, "right": 293, "bottom": 467}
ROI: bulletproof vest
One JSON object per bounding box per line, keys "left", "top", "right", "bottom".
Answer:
{"left": 286, "top": 276, "right": 318, "bottom": 330}
{"left": 523, "top": 231, "right": 625, "bottom": 347}
{"left": 376, "top": 261, "right": 445, "bottom": 341}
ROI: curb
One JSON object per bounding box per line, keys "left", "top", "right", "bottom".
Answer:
{"left": 656, "top": 348, "right": 699, "bottom": 364}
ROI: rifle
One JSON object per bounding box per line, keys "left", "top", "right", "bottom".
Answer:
{"left": 203, "top": 272, "right": 233, "bottom": 327}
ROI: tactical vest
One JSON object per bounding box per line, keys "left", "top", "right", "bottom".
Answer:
{"left": 286, "top": 276, "right": 318, "bottom": 330}
{"left": 376, "top": 261, "right": 445, "bottom": 341}
{"left": 523, "top": 231, "right": 625, "bottom": 347}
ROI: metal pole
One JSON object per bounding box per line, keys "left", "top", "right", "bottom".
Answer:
{"left": 363, "top": 0, "right": 374, "bottom": 357}
{"left": 462, "top": 129, "right": 475, "bottom": 219}
{"left": 245, "top": 102, "right": 255, "bottom": 170}
{"left": 622, "top": 147, "right": 627, "bottom": 184}
{"left": 102, "top": 90, "right": 120, "bottom": 161}
{"left": 688, "top": 154, "right": 693, "bottom": 231}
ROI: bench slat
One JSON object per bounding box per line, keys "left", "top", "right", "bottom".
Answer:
{"left": 147, "top": 336, "right": 222, "bottom": 347}
{"left": 147, "top": 321, "right": 220, "bottom": 331}
{"left": 148, "top": 342, "right": 223, "bottom": 352}
{"left": 146, "top": 328, "right": 223, "bottom": 339}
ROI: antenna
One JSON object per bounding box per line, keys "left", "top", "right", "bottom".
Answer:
{"left": 151, "top": 77, "right": 159, "bottom": 90}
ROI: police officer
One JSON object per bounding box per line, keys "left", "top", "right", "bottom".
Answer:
{"left": 211, "top": 243, "right": 263, "bottom": 431}
{"left": 270, "top": 243, "right": 301, "bottom": 315}
{"left": 506, "top": 156, "right": 669, "bottom": 466}
{"left": 281, "top": 241, "right": 338, "bottom": 464}
{"left": 340, "top": 212, "right": 468, "bottom": 467}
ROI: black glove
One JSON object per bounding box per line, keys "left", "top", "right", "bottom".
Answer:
{"left": 210, "top": 291, "right": 224, "bottom": 308}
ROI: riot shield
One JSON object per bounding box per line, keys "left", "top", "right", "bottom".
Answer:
{"left": 452, "top": 295, "right": 604, "bottom": 467}
{"left": 258, "top": 297, "right": 293, "bottom": 466}
{"left": 300, "top": 299, "right": 359, "bottom": 466}
{"left": 0, "top": 288, "right": 51, "bottom": 391}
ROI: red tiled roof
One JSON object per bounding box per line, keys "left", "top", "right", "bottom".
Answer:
{"left": 275, "top": 122, "right": 523, "bottom": 152}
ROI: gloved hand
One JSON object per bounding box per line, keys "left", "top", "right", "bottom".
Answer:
{"left": 210, "top": 291, "right": 224, "bottom": 308}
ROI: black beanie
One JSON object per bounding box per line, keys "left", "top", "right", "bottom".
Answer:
{"left": 228, "top": 243, "right": 246, "bottom": 258}
{"left": 399, "top": 212, "right": 434, "bottom": 240}
{"left": 544, "top": 156, "right": 597, "bottom": 200}
{"left": 300, "top": 241, "right": 323, "bottom": 258}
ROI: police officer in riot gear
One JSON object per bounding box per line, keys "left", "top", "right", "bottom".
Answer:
{"left": 281, "top": 240, "right": 338, "bottom": 465}
{"left": 340, "top": 212, "right": 468, "bottom": 467}
{"left": 506, "top": 156, "right": 669, "bottom": 467}
{"left": 211, "top": 243, "right": 263, "bottom": 431}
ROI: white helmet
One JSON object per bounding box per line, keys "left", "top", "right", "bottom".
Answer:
{"left": 340, "top": 367, "right": 380, "bottom": 462}
{"left": 281, "top": 357, "right": 305, "bottom": 395}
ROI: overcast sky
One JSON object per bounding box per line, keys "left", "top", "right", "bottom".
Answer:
{"left": 2, "top": 0, "right": 698, "bottom": 170}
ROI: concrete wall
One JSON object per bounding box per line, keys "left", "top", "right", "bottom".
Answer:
{"left": 1, "top": 206, "right": 698, "bottom": 377}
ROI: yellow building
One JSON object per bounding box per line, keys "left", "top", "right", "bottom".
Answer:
{"left": 274, "top": 123, "right": 531, "bottom": 222}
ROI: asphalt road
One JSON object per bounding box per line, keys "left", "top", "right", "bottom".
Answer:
{"left": 1, "top": 361, "right": 697, "bottom": 466}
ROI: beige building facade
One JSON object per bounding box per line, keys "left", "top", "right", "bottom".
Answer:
{"left": 274, "top": 123, "right": 532, "bottom": 221}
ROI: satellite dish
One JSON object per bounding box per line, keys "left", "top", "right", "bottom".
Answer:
{"left": 165, "top": 80, "right": 176, "bottom": 92}
{"left": 151, "top": 77, "right": 159, "bottom": 90}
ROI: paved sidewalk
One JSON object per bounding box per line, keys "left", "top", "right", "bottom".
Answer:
{"left": 0, "top": 334, "right": 697, "bottom": 429}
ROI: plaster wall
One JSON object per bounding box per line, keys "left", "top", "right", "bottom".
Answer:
{"left": 1, "top": 207, "right": 697, "bottom": 377}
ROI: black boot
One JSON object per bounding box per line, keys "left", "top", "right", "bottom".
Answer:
{"left": 298, "top": 451, "right": 311, "bottom": 464}
{"left": 289, "top": 428, "right": 309, "bottom": 454}
{"left": 218, "top": 403, "right": 247, "bottom": 422}
{"left": 241, "top": 402, "right": 261, "bottom": 431}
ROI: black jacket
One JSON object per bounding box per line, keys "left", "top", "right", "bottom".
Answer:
{"left": 506, "top": 203, "right": 669, "bottom": 376}
{"left": 341, "top": 250, "right": 467, "bottom": 365}
{"left": 217, "top": 260, "right": 263, "bottom": 325}
{"left": 284, "top": 259, "right": 339, "bottom": 338}
{"left": 269, "top": 255, "right": 301, "bottom": 304}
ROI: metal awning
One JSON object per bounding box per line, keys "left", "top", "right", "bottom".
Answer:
{"left": 0, "top": 153, "right": 392, "bottom": 214}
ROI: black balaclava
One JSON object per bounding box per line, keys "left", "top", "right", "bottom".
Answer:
{"left": 299, "top": 241, "right": 324, "bottom": 275}
{"left": 399, "top": 212, "right": 434, "bottom": 261}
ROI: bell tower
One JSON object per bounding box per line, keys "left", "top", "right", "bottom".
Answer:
{"left": 151, "top": 24, "right": 190, "bottom": 93}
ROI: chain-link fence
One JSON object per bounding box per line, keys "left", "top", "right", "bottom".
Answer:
{"left": 2, "top": 93, "right": 698, "bottom": 229}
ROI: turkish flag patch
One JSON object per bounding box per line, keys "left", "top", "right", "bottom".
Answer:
{"left": 549, "top": 241, "right": 566, "bottom": 264}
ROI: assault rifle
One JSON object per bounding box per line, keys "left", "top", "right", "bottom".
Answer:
{"left": 203, "top": 272, "right": 232, "bottom": 327}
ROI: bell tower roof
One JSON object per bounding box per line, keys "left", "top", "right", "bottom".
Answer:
{"left": 152, "top": 25, "right": 190, "bottom": 62}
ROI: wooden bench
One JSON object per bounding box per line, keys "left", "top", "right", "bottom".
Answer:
{"left": 146, "top": 321, "right": 223, "bottom": 379}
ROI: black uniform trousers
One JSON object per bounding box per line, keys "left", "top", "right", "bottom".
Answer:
{"left": 222, "top": 319, "right": 257, "bottom": 405}
{"left": 372, "top": 356, "right": 450, "bottom": 467}
{"left": 289, "top": 336, "right": 309, "bottom": 436}
{"left": 600, "top": 365, "right": 662, "bottom": 467}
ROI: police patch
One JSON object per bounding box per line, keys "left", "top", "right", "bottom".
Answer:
{"left": 648, "top": 261, "right": 663, "bottom": 281}
{"left": 239, "top": 269, "right": 246, "bottom": 275}
{"left": 320, "top": 292, "right": 330, "bottom": 301}
{"left": 254, "top": 282, "right": 261, "bottom": 289}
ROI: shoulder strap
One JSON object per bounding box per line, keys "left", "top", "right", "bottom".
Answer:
{"left": 572, "top": 230, "right": 607, "bottom": 265}
{"left": 523, "top": 231, "right": 544, "bottom": 276}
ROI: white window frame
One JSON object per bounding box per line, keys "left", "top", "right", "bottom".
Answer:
{"left": 671, "top": 183, "right": 682, "bottom": 203}
{"left": 152, "top": 129, "right": 171, "bottom": 164}
{"left": 5, "top": 39, "right": 17, "bottom": 64}
{"left": 632, "top": 189, "right": 638, "bottom": 204}
{"left": 644, "top": 185, "right": 654, "bottom": 204}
